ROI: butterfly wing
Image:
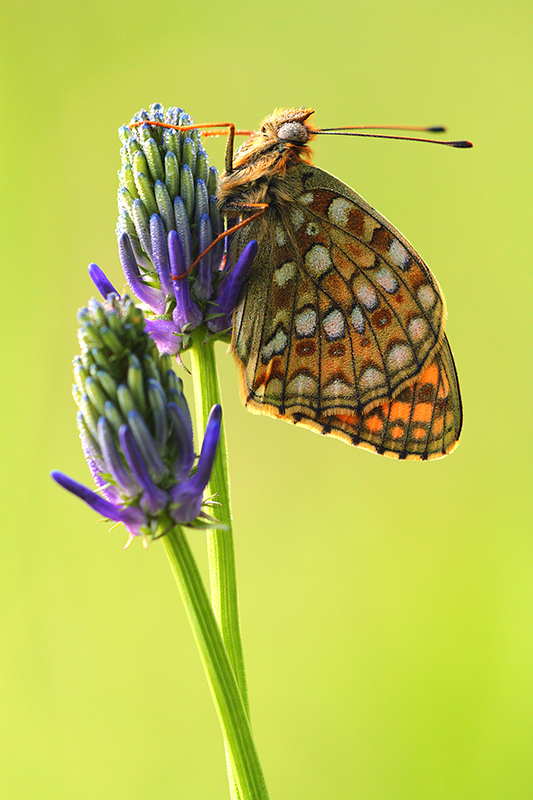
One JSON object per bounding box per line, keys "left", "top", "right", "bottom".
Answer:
{"left": 289, "top": 335, "right": 462, "bottom": 459}
{"left": 230, "top": 163, "right": 461, "bottom": 459}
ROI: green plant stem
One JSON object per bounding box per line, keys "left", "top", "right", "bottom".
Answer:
{"left": 189, "top": 329, "right": 249, "bottom": 711}
{"left": 189, "top": 328, "right": 252, "bottom": 799}
{"left": 163, "top": 526, "right": 269, "bottom": 800}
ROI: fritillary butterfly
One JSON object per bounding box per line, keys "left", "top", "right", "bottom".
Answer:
{"left": 217, "top": 108, "right": 464, "bottom": 460}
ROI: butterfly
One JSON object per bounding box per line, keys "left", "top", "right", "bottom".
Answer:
{"left": 217, "top": 107, "right": 464, "bottom": 460}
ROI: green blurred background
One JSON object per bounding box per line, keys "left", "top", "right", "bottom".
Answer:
{"left": 2, "top": 0, "right": 531, "bottom": 797}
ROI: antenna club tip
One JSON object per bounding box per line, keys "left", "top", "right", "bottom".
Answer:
{"left": 428, "top": 126, "right": 446, "bottom": 133}
{"left": 453, "top": 140, "right": 473, "bottom": 148}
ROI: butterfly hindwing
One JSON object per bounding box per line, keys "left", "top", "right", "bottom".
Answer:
{"left": 288, "top": 335, "right": 462, "bottom": 459}
{"left": 230, "top": 162, "right": 460, "bottom": 460}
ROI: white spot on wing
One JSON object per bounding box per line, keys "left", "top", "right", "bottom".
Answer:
{"left": 261, "top": 328, "right": 288, "bottom": 361}
{"left": 360, "top": 367, "right": 384, "bottom": 389}
{"left": 272, "top": 309, "right": 290, "bottom": 328}
{"left": 287, "top": 373, "right": 317, "bottom": 395}
{"left": 300, "top": 192, "right": 314, "bottom": 205}
{"left": 354, "top": 278, "right": 378, "bottom": 310}
{"left": 417, "top": 284, "right": 436, "bottom": 309}
{"left": 291, "top": 208, "right": 304, "bottom": 230}
{"left": 350, "top": 305, "right": 365, "bottom": 334}
{"left": 275, "top": 225, "right": 287, "bottom": 246}
{"left": 322, "top": 309, "right": 345, "bottom": 339}
{"left": 323, "top": 378, "right": 352, "bottom": 397}
{"left": 387, "top": 343, "right": 413, "bottom": 370}
{"left": 305, "top": 244, "right": 332, "bottom": 278}
{"left": 374, "top": 265, "right": 399, "bottom": 294}
{"left": 408, "top": 316, "right": 428, "bottom": 342}
{"left": 389, "top": 239, "right": 410, "bottom": 269}
{"left": 295, "top": 307, "right": 317, "bottom": 337}
{"left": 328, "top": 197, "right": 352, "bottom": 228}
{"left": 274, "top": 261, "right": 296, "bottom": 287}
{"left": 272, "top": 329, "right": 288, "bottom": 352}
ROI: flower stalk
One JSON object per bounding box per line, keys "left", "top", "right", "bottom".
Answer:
{"left": 163, "top": 525, "right": 268, "bottom": 800}
{"left": 189, "top": 328, "right": 249, "bottom": 712}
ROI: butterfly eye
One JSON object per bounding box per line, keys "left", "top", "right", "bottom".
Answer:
{"left": 277, "top": 122, "right": 309, "bottom": 143}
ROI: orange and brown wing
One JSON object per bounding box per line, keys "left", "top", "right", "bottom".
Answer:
{"left": 230, "top": 164, "right": 461, "bottom": 458}
{"left": 232, "top": 243, "right": 461, "bottom": 459}
{"left": 287, "top": 335, "right": 462, "bottom": 460}
{"left": 287, "top": 164, "right": 447, "bottom": 401}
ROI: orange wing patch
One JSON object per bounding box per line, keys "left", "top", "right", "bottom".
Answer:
{"left": 279, "top": 336, "right": 462, "bottom": 460}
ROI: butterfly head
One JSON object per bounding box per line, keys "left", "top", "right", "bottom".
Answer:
{"left": 231, "top": 108, "right": 317, "bottom": 173}
{"left": 260, "top": 107, "right": 316, "bottom": 142}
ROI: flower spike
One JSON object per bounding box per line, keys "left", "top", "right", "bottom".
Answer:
{"left": 116, "top": 104, "right": 257, "bottom": 355}
{"left": 52, "top": 294, "right": 223, "bottom": 546}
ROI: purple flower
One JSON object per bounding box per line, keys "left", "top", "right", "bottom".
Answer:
{"left": 114, "top": 104, "right": 257, "bottom": 354}
{"left": 52, "top": 294, "right": 222, "bottom": 547}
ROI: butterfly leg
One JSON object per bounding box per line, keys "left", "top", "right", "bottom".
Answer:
{"left": 171, "top": 203, "right": 269, "bottom": 281}
{"left": 128, "top": 121, "right": 253, "bottom": 172}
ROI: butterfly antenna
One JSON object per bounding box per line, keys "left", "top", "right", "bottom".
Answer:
{"left": 318, "top": 124, "right": 447, "bottom": 133}
{"left": 314, "top": 130, "right": 472, "bottom": 148}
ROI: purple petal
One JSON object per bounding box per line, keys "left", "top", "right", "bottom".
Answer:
{"left": 144, "top": 319, "right": 182, "bottom": 355}
{"left": 168, "top": 230, "right": 202, "bottom": 330}
{"left": 210, "top": 312, "right": 233, "bottom": 332}
{"left": 169, "top": 487, "right": 203, "bottom": 524}
{"left": 118, "top": 233, "right": 166, "bottom": 314}
{"left": 206, "top": 240, "right": 257, "bottom": 333}
{"left": 118, "top": 425, "right": 168, "bottom": 515}
{"left": 171, "top": 296, "right": 202, "bottom": 333}
{"left": 51, "top": 470, "right": 129, "bottom": 521}
{"left": 168, "top": 228, "right": 186, "bottom": 276}
{"left": 194, "top": 213, "right": 214, "bottom": 302}
{"left": 88, "top": 264, "right": 119, "bottom": 299}
{"left": 85, "top": 457, "right": 121, "bottom": 504}
{"left": 167, "top": 402, "right": 195, "bottom": 481}
{"left": 192, "top": 404, "right": 221, "bottom": 492}
{"left": 117, "top": 211, "right": 152, "bottom": 269}
{"left": 126, "top": 410, "right": 167, "bottom": 483}
{"left": 98, "top": 417, "right": 141, "bottom": 495}
{"left": 173, "top": 197, "right": 193, "bottom": 266}
{"left": 170, "top": 404, "right": 221, "bottom": 519}
{"left": 150, "top": 215, "right": 174, "bottom": 295}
